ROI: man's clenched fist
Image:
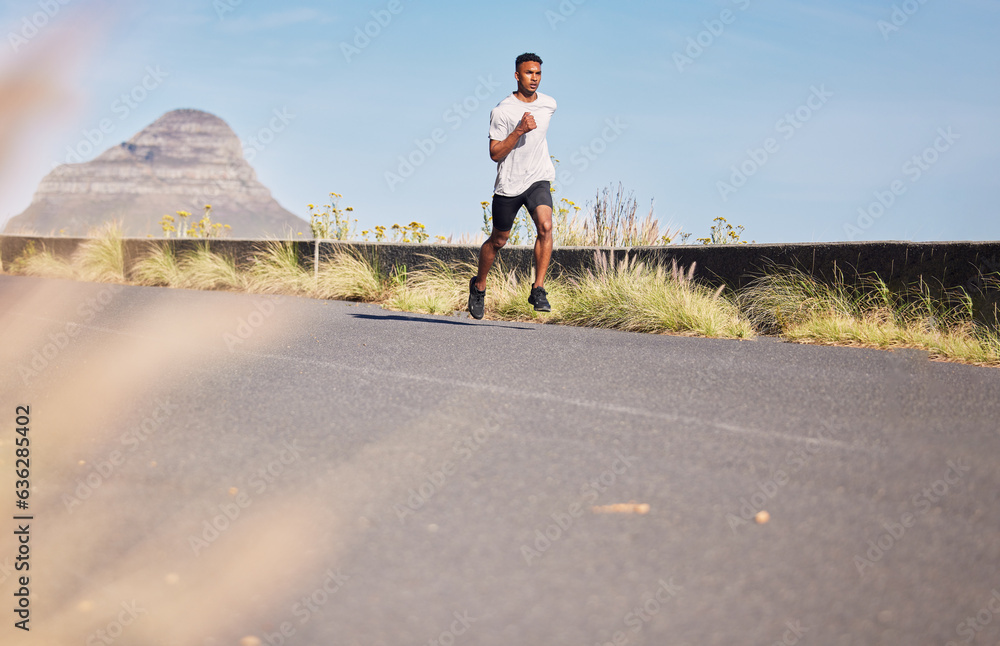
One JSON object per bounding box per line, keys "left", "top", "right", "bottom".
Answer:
{"left": 518, "top": 111, "right": 537, "bottom": 134}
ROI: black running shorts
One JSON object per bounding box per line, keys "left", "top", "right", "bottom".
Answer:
{"left": 491, "top": 180, "right": 553, "bottom": 232}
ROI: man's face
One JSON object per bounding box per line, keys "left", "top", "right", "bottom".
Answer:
{"left": 515, "top": 61, "right": 541, "bottom": 95}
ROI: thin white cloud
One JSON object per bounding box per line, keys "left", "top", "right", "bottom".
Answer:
{"left": 148, "top": 12, "right": 214, "bottom": 27}
{"left": 219, "top": 8, "right": 333, "bottom": 33}
{"left": 768, "top": 0, "right": 883, "bottom": 30}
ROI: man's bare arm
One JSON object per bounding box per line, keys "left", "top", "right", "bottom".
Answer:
{"left": 489, "top": 112, "right": 536, "bottom": 162}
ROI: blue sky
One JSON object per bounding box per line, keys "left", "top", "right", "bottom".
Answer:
{"left": 1, "top": 0, "right": 997, "bottom": 242}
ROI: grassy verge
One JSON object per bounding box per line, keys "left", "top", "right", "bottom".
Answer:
{"left": 15, "top": 245, "right": 77, "bottom": 280}
{"left": 385, "top": 257, "right": 464, "bottom": 315}
{"left": 6, "top": 229, "right": 998, "bottom": 366}
{"left": 131, "top": 244, "right": 183, "bottom": 287}
{"left": 553, "top": 254, "right": 752, "bottom": 338}
{"left": 246, "top": 240, "right": 310, "bottom": 296}
{"left": 74, "top": 223, "right": 127, "bottom": 282}
{"left": 315, "top": 246, "right": 401, "bottom": 302}
{"left": 738, "top": 269, "right": 1000, "bottom": 366}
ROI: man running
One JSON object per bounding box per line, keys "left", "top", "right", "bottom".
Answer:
{"left": 468, "top": 52, "right": 556, "bottom": 320}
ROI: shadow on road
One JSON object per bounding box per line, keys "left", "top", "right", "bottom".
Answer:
{"left": 349, "top": 312, "right": 535, "bottom": 330}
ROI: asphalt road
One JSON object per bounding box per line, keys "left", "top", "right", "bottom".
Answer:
{"left": 0, "top": 275, "right": 998, "bottom": 646}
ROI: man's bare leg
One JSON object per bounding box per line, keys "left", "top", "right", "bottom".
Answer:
{"left": 531, "top": 205, "right": 553, "bottom": 288}
{"left": 475, "top": 229, "right": 510, "bottom": 291}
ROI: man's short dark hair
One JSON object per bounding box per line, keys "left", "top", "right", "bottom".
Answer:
{"left": 515, "top": 53, "right": 543, "bottom": 69}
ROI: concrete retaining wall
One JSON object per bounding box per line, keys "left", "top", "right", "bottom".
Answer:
{"left": 2, "top": 235, "right": 999, "bottom": 293}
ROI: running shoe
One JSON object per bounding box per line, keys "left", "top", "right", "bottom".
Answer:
{"left": 468, "top": 276, "right": 485, "bottom": 319}
{"left": 528, "top": 285, "right": 551, "bottom": 312}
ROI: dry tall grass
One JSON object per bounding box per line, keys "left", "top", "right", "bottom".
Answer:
{"left": 553, "top": 185, "right": 686, "bottom": 248}
{"left": 74, "top": 223, "right": 127, "bottom": 282}
{"left": 247, "top": 240, "right": 310, "bottom": 295}
{"left": 8, "top": 230, "right": 999, "bottom": 365}
{"left": 132, "top": 245, "right": 182, "bottom": 287}
{"left": 554, "top": 253, "right": 753, "bottom": 337}
{"left": 175, "top": 244, "right": 246, "bottom": 291}
{"left": 7, "top": 222, "right": 129, "bottom": 283}
{"left": 16, "top": 247, "right": 77, "bottom": 279}
{"left": 384, "top": 257, "right": 464, "bottom": 314}
{"left": 739, "top": 269, "right": 1000, "bottom": 365}
{"left": 313, "top": 247, "right": 398, "bottom": 302}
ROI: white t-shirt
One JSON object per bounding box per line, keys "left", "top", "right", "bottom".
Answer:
{"left": 488, "top": 92, "right": 557, "bottom": 197}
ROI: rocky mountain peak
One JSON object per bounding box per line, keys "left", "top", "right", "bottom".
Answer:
{"left": 5, "top": 109, "right": 306, "bottom": 237}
